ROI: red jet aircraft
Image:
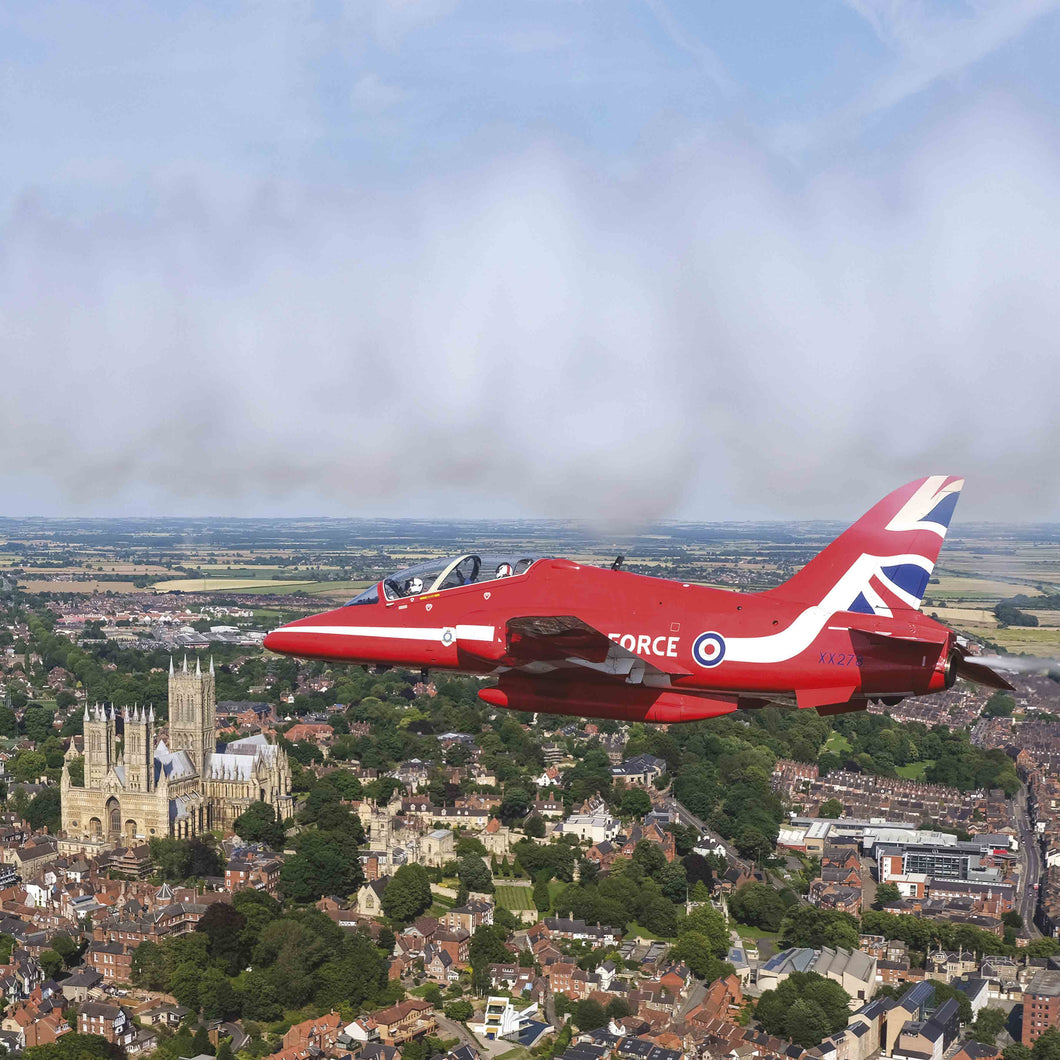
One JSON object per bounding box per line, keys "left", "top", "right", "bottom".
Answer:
{"left": 263, "top": 476, "right": 1011, "bottom": 723}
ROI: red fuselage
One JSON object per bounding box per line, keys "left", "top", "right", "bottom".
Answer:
{"left": 263, "top": 557, "right": 956, "bottom": 723}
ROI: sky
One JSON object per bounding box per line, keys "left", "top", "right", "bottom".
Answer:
{"left": 3, "top": 0, "right": 1060, "bottom": 524}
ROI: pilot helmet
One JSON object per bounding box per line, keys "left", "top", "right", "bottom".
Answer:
{"left": 495, "top": 563, "right": 513, "bottom": 578}
{"left": 408, "top": 577, "right": 424, "bottom": 594}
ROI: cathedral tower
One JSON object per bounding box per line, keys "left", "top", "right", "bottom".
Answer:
{"left": 122, "top": 704, "right": 155, "bottom": 792}
{"left": 168, "top": 656, "right": 216, "bottom": 775}
{"left": 83, "top": 704, "right": 116, "bottom": 787}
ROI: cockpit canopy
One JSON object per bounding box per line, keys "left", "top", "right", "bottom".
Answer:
{"left": 347, "top": 553, "right": 544, "bottom": 605}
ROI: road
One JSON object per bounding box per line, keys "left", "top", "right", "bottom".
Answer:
{"left": 1013, "top": 786, "right": 1043, "bottom": 935}
{"left": 659, "top": 796, "right": 747, "bottom": 869}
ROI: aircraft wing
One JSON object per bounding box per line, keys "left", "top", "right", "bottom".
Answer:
{"left": 502, "top": 614, "right": 693, "bottom": 681}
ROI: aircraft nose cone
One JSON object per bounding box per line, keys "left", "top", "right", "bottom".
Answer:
{"left": 263, "top": 627, "right": 291, "bottom": 653}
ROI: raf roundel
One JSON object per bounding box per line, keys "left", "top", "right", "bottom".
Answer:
{"left": 693, "top": 631, "right": 726, "bottom": 668}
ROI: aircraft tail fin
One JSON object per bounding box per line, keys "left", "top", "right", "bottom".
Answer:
{"left": 767, "top": 476, "right": 964, "bottom": 616}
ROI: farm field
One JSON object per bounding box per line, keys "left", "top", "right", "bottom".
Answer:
{"left": 18, "top": 580, "right": 148, "bottom": 594}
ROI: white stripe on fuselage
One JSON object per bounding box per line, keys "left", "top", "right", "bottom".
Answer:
{"left": 280, "top": 624, "right": 495, "bottom": 643}
{"left": 724, "top": 553, "right": 932, "bottom": 664}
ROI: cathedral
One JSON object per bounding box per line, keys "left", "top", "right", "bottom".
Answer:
{"left": 61, "top": 656, "right": 293, "bottom": 845}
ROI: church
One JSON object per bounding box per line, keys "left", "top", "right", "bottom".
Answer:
{"left": 61, "top": 656, "right": 293, "bottom": 845}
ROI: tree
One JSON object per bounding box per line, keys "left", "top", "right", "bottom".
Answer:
{"left": 196, "top": 901, "right": 247, "bottom": 975}
{"left": 280, "top": 830, "right": 362, "bottom": 902}
{"left": 779, "top": 907, "right": 859, "bottom": 951}
{"left": 1035, "top": 1029, "right": 1060, "bottom": 1060}
{"left": 729, "top": 882, "right": 786, "bottom": 932}
{"left": 817, "top": 798, "right": 843, "bottom": 819}
{"left": 1005, "top": 1047, "right": 1032, "bottom": 1060}
{"left": 785, "top": 998, "right": 833, "bottom": 1047}
{"left": 233, "top": 802, "right": 287, "bottom": 849}
{"left": 457, "top": 854, "right": 494, "bottom": 894}
{"left": 969, "top": 1008, "right": 1007, "bottom": 1046}
{"left": 620, "top": 788, "right": 652, "bottom": 818}
{"left": 680, "top": 904, "right": 729, "bottom": 956}
{"left": 470, "top": 925, "right": 511, "bottom": 993}
{"left": 39, "top": 948, "right": 63, "bottom": 979}
{"left": 656, "top": 862, "right": 688, "bottom": 903}
{"left": 874, "top": 882, "right": 901, "bottom": 908}
{"left": 50, "top": 933, "right": 78, "bottom": 968}
{"left": 631, "top": 840, "right": 666, "bottom": 877}
{"left": 444, "top": 1000, "right": 473, "bottom": 1021}
{"left": 524, "top": 815, "right": 546, "bottom": 839}
{"left": 131, "top": 941, "right": 167, "bottom": 989}
{"left": 382, "top": 864, "right": 433, "bottom": 923}
{"left": 1026, "top": 938, "right": 1060, "bottom": 957}
{"left": 200, "top": 968, "right": 240, "bottom": 1020}
{"left": 13, "top": 750, "right": 47, "bottom": 782}
{"left": 671, "top": 932, "right": 732, "bottom": 981}
{"left": 533, "top": 876, "right": 551, "bottom": 913}
{"left": 23, "top": 705, "right": 54, "bottom": 744}
{"left": 499, "top": 786, "right": 531, "bottom": 823}
{"left": 984, "top": 691, "right": 1016, "bottom": 717}
{"left": 27, "top": 787, "right": 61, "bottom": 833}
{"left": 24, "top": 1033, "right": 126, "bottom": 1060}
{"left": 192, "top": 1024, "right": 215, "bottom": 1056}
{"left": 756, "top": 972, "right": 850, "bottom": 1044}
{"left": 572, "top": 999, "right": 607, "bottom": 1031}
{"left": 169, "top": 961, "right": 201, "bottom": 1010}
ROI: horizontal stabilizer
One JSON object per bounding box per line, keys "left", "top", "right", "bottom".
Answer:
{"left": 954, "top": 655, "right": 1015, "bottom": 691}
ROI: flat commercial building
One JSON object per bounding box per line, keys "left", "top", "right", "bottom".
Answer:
{"left": 877, "top": 843, "right": 1002, "bottom": 884}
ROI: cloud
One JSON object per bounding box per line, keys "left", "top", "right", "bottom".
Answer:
{"left": 844, "top": 0, "right": 1060, "bottom": 117}
{"left": 3, "top": 96, "right": 1060, "bottom": 524}
{"left": 643, "top": 0, "right": 736, "bottom": 98}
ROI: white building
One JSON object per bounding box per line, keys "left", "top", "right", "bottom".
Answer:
{"left": 561, "top": 812, "right": 619, "bottom": 843}
{"left": 470, "top": 997, "right": 538, "bottom": 1041}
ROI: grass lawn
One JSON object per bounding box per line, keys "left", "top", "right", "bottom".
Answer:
{"left": 496, "top": 884, "right": 535, "bottom": 911}
{"left": 896, "top": 760, "right": 935, "bottom": 780}
{"left": 825, "top": 731, "right": 852, "bottom": 755}
{"left": 626, "top": 921, "right": 669, "bottom": 941}
{"left": 734, "top": 922, "right": 779, "bottom": 941}
{"left": 496, "top": 1049, "right": 532, "bottom": 1060}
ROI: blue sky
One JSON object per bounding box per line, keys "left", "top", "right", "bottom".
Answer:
{"left": 3, "top": 1, "right": 1060, "bottom": 522}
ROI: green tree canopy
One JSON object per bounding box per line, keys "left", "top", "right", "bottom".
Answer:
{"left": 756, "top": 972, "right": 850, "bottom": 1046}
{"left": 233, "top": 802, "right": 287, "bottom": 849}
{"left": 729, "top": 882, "right": 786, "bottom": 932}
{"left": 382, "top": 864, "right": 433, "bottom": 923}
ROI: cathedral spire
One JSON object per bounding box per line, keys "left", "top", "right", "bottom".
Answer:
{"left": 209, "top": 656, "right": 214, "bottom": 676}
{"left": 182, "top": 654, "right": 188, "bottom": 673}
{"left": 196, "top": 656, "right": 201, "bottom": 677}
{"left": 83, "top": 703, "right": 89, "bottom": 723}
{"left": 149, "top": 705, "right": 155, "bottom": 724}
{"left": 169, "top": 656, "right": 174, "bottom": 675}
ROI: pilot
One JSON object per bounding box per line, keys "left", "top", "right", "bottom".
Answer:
{"left": 407, "top": 576, "right": 424, "bottom": 595}
{"left": 495, "top": 562, "right": 514, "bottom": 579}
